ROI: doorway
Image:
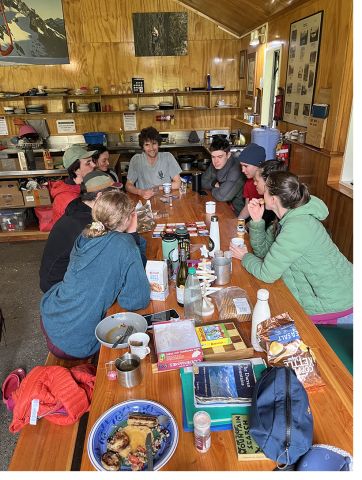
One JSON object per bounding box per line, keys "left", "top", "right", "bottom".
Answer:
{"left": 260, "top": 44, "right": 282, "bottom": 126}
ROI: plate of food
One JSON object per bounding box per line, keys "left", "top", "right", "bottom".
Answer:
{"left": 87, "top": 400, "right": 178, "bottom": 471}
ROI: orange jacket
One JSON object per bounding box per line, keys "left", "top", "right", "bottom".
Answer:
{"left": 49, "top": 180, "right": 81, "bottom": 226}
{"left": 10, "top": 364, "right": 96, "bottom": 433}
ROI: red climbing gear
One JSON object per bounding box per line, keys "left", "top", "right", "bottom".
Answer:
{"left": 0, "top": 1, "right": 14, "bottom": 56}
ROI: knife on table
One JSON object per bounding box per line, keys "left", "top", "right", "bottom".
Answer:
{"left": 146, "top": 432, "right": 153, "bottom": 471}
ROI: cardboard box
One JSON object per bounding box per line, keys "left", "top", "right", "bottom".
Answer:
{"left": 146, "top": 260, "right": 169, "bottom": 301}
{"left": 153, "top": 320, "right": 203, "bottom": 372}
{"left": 0, "top": 181, "right": 25, "bottom": 208}
{"left": 306, "top": 117, "right": 328, "bottom": 148}
{"left": 22, "top": 188, "right": 51, "bottom": 207}
{"left": 0, "top": 158, "right": 19, "bottom": 171}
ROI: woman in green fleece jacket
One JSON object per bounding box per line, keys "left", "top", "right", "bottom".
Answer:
{"left": 229, "top": 171, "right": 353, "bottom": 324}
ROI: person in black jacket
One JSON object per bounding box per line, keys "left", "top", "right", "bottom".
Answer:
{"left": 201, "top": 137, "right": 245, "bottom": 215}
{"left": 39, "top": 171, "right": 146, "bottom": 293}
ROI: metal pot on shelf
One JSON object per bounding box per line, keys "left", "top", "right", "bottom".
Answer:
{"left": 178, "top": 154, "right": 197, "bottom": 171}
{"left": 197, "top": 158, "right": 211, "bottom": 171}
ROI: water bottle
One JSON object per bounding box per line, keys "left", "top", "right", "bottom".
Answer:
{"left": 251, "top": 289, "right": 271, "bottom": 352}
{"left": 208, "top": 215, "right": 220, "bottom": 257}
{"left": 184, "top": 267, "right": 203, "bottom": 325}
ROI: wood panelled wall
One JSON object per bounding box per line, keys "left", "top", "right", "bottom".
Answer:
{"left": 0, "top": 0, "right": 245, "bottom": 134}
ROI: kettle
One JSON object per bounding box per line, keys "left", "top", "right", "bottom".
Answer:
{"left": 234, "top": 130, "right": 246, "bottom": 146}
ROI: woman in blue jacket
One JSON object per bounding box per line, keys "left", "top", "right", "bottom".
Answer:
{"left": 40, "top": 190, "right": 150, "bottom": 359}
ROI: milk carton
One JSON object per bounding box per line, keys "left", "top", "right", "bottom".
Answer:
{"left": 146, "top": 260, "right": 169, "bottom": 301}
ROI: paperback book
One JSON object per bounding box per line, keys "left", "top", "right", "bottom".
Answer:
{"left": 193, "top": 361, "right": 256, "bottom": 406}
{"left": 231, "top": 414, "right": 266, "bottom": 460}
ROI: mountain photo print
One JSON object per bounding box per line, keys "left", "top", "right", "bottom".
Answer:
{"left": 0, "top": 0, "right": 69, "bottom": 65}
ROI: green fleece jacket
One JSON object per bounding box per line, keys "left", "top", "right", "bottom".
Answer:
{"left": 242, "top": 196, "right": 353, "bottom": 315}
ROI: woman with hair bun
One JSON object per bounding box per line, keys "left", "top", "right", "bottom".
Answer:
{"left": 230, "top": 171, "right": 353, "bottom": 324}
{"left": 40, "top": 190, "right": 150, "bottom": 360}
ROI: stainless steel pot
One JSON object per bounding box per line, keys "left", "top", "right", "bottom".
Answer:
{"left": 180, "top": 161, "right": 192, "bottom": 171}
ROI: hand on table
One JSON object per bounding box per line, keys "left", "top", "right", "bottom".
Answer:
{"left": 248, "top": 198, "right": 265, "bottom": 222}
{"left": 229, "top": 243, "right": 248, "bottom": 260}
{"left": 140, "top": 189, "right": 155, "bottom": 200}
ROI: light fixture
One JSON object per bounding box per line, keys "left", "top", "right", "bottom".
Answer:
{"left": 249, "top": 25, "right": 267, "bottom": 46}
{"left": 250, "top": 30, "right": 259, "bottom": 46}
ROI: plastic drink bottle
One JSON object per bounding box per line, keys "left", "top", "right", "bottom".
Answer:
{"left": 251, "top": 289, "right": 271, "bottom": 352}
{"left": 208, "top": 215, "right": 220, "bottom": 257}
{"left": 176, "top": 249, "right": 188, "bottom": 306}
{"left": 184, "top": 266, "right": 203, "bottom": 325}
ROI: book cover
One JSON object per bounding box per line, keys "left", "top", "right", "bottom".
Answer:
{"left": 193, "top": 361, "right": 256, "bottom": 405}
{"left": 231, "top": 414, "right": 266, "bottom": 460}
{"left": 195, "top": 323, "right": 232, "bottom": 348}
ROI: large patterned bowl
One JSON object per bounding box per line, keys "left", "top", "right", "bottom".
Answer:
{"left": 87, "top": 399, "right": 179, "bottom": 471}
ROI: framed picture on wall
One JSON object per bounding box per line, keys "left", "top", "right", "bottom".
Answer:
{"left": 246, "top": 52, "right": 256, "bottom": 97}
{"left": 283, "top": 11, "right": 323, "bottom": 127}
{"left": 239, "top": 50, "right": 247, "bottom": 79}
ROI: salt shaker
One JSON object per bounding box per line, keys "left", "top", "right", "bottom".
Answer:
{"left": 193, "top": 411, "right": 211, "bottom": 453}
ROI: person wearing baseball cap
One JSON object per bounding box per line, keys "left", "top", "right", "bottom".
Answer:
{"left": 48, "top": 145, "right": 97, "bottom": 228}
{"left": 237, "top": 143, "right": 266, "bottom": 221}
{"left": 40, "top": 171, "right": 124, "bottom": 292}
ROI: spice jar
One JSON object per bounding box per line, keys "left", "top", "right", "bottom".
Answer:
{"left": 193, "top": 411, "right": 211, "bottom": 453}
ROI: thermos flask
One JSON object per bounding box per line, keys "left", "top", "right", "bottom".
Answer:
{"left": 192, "top": 172, "right": 202, "bottom": 192}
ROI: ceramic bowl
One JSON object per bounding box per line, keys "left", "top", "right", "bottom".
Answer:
{"left": 95, "top": 312, "right": 148, "bottom": 349}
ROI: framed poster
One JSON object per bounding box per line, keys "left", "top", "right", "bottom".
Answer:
{"left": 246, "top": 52, "right": 256, "bottom": 97}
{"left": 284, "top": 11, "right": 323, "bottom": 127}
{"left": 239, "top": 50, "right": 247, "bottom": 79}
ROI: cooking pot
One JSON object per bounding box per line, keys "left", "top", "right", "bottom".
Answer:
{"left": 197, "top": 158, "right": 211, "bottom": 171}
{"left": 178, "top": 154, "right": 197, "bottom": 171}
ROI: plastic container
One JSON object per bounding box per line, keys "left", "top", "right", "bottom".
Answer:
{"left": 184, "top": 267, "right": 203, "bottom": 325}
{"left": 83, "top": 132, "right": 107, "bottom": 145}
{"left": 0, "top": 208, "right": 26, "bottom": 232}
{"left": 251, "top": 289, "right": 271, "bottom": 352}
{"left": 251, "top": 126, "right": 280, "bottom": 160}
{"left": 193, "top": 411, "right": 211, "bottom": 453}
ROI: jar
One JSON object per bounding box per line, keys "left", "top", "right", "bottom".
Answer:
{"left": 193, "top": 411, "right": 211, "bottom": 453}
{"left": 298, "top": 131, "right": 306, "bottom": 144}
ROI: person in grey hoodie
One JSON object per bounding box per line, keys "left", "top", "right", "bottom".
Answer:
{"left": 201, "top": 137, "right": 245, "bottom": 214}
{"left": 40, "top": 190, "right": 150, "bottom": 360}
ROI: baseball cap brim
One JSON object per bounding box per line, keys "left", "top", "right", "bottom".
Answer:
{"left": 81, "top": 150, "right": 98, "bottom": 159}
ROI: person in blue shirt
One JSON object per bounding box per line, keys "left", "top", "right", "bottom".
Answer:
{"left": 40, "top": 190, "right": 150, "bottom": 360}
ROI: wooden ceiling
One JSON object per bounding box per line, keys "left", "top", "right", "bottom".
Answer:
{"left": 176, "top": 0, "right": 310, "bottom": 37}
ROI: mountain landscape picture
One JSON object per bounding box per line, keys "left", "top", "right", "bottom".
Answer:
{"left": 0, "top": 0, "right": 69, "bottom": 65}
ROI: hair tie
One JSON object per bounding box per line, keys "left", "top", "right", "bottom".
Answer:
{"left": 90, "top": 221, "right": 106, "bottom": 234}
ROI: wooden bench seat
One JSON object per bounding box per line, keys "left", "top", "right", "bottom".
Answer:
{"left": 8, "top": 353, "right": 89, "bottom": 471}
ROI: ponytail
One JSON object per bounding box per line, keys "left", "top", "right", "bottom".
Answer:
{"left": 266, "top": 171, "right": 310, "bottom": 210}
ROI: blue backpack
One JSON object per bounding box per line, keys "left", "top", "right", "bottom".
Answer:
{"left": 249, "top": 366, "right": 313, "bottom": 468}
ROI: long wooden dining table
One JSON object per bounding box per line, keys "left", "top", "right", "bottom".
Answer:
{"left": 80, "top": 190, "right": 353, "bottom": 471}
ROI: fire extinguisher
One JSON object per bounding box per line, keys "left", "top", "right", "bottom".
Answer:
{"left": 273, "top": 87, "right": 284, "bottom": 124}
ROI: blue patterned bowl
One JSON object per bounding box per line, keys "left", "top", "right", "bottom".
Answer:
{"left": 87, "top": 399, "right": 179, "bottom": 471}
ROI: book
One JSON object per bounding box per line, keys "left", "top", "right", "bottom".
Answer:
{"left": 231, "top": 414, "right": 267, "bottom": 460}
{"left": 193, "top": 361, "right": 256, "bottom": 406}
{"left": 179, "top": 359, "right": 266, "bottom": 431}
{"left": 195, "top": 323, "right": 232, "bottom": 348}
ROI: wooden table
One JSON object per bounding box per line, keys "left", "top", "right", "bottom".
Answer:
{"left": 80, "top": 191, "right": 353, "bottom": 471}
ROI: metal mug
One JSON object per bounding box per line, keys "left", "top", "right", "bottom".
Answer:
{"left": 115, "top": 352, "right": 142, "bottom": 388}
{"left": 213, "top": 256, "right": 232, "bottom": 285}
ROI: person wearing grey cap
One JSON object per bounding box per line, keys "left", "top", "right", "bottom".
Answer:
{"left": 40, "top": 171, "right": 147, "bottom": 293}
{"left": 237, "top": 143, "right": 266, "bottom": 220}
{"left": 48, "top": 145, "right": 97, "bottom": 228}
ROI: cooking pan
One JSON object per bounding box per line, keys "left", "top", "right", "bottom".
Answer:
{"left": 211, "top": 134, "right": 228, "bottom": 140}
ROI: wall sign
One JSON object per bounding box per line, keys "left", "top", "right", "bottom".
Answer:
{"left": 56, "top": 119, "right": 76, "bottom": 134}
{"left": 284, "top": 11, "right": 323, "bottom": 127}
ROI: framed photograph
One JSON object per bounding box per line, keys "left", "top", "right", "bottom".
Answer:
{"left": 246, "top": 52, "right": 256, "bottom": 97}
{"left": 284, "top": 11, "right": 323, "bottom": 127}
{"left": 239, "top": 50, "right": 247, "bottom": 79}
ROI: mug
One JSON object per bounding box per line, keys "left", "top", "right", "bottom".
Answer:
{"left": 163, "top": 183, "right": 172, "bottom": 195}
{"left": 205, "top": 201, "right": 216, "bottom": 214}
{"left": 213, "top": 256, "right": 231, "bottom": 285}
{"left": 115, "top": 352, "right": 142, "bottom": 388}
{"left": 128, "top": 103, "right": 137, "bottom": 111}
{"left": 128, "top": 332, "right": 150, "bottom": 359}
{"left": 231, "top": 237, "right": 244, "bottom": 248}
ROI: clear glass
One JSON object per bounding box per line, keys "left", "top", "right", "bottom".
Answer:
{"left": 184, "top": 271, "right": 203, "bottom": 325}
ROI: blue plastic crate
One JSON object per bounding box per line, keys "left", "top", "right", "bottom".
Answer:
{"left": 83, "top": 132, "right": 106, "bottom": 145}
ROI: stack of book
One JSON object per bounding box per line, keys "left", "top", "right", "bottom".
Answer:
{"left": 180, "top": 358, "right": 266, "bottom": 432}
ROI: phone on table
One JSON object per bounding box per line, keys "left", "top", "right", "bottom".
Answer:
{"left": 143, "top": 309, "right": 180, "bottom": 328}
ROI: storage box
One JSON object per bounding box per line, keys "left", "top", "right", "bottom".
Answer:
{"left": 83, "top": 132, "right": 106, "bottom": 145}
{"left": 22, "top": 188, "right": 51, "bottom": 207}
{"left": 0, "top": 181, "right": 25, "bottom": 208}
{"left": 311, "top": 104, "right": 329, "bottom": 119}
{"left": 0, "top": 208, "right": 27, "bottom": 232}
{"left": 153, "top": 320, "right": 203, "bottom": 372}
{"left": 306, "top": 117, "right": 328, "bottom": 148}
{"left": 146, "top": 260, "right": 169, "bottom": 301}
{"left": 0, "top": 158, "right": 19, "bottom": 171}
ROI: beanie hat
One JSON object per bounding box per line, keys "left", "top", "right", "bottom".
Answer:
{"left": 63, "top": 145, "right": 98, "bottom": 169}
{"left": 239, "top": 143, "right": 266, "bottom": 166}
{"left": 82, "top": 171, "right": 119, "bottom": 192}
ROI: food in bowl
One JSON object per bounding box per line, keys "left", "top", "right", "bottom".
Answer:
{"left": 95, "top": 312, "right": 148, "bottom": 349}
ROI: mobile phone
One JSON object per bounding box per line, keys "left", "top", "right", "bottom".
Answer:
{"left": 143, "top": 309, "right": 180, "bottom": 328}
{"left": 199, "top": 190, "right": 208, "bottom": 196}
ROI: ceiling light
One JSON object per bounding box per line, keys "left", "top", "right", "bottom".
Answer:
{"left": 250, "top": 30, "right": 259, "bottom": 46}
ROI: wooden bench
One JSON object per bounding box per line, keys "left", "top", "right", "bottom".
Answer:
{"left": 8, "top": 353, "right": 89, "bottom": 471}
